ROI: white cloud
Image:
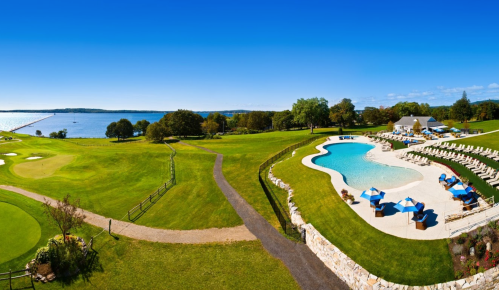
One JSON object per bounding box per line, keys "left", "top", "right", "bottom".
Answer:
{"left": 428, "top": 96, "right": 436, "bottom": 100}
{"left": 488, "top": 83, "right": 499, "bottom": 89}
{"left": 436, "top": 86, "right": 445, "bottom": 90}
{"left": 387, "top": 93, "right": 396, "bottom": 97}
{"left": 440, "top": 85, "right": 484, "bottom": 94}
{"left": 352, "top": 100, "right": 358, "bottom": 104}
{"left": 488, "top": 89, "right": 499, "bottom": 93}
{"left": 422, "top": 91, "right": 434, "bottom": 96}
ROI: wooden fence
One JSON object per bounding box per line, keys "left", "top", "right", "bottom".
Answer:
{"left": 0, "top": 268, "right": 33, "bottom": 289}
{"left": 258, "top": 136, "right": 321, "bottom": 239}
{"left": 127, "top": 142, "right": 176, "bottom": 220}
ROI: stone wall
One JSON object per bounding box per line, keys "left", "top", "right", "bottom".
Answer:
{"left": 268, "top": 161, "right": 499, "bottom": 290}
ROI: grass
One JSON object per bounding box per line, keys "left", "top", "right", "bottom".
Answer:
{"left": 271, "top": 138, "right": 454, "bottom": 285}
{"left": 448, "top": 119, "right": 499, "bottom": 132}
{"left": 0, "top": 134, "right": 240, "bottom": 230}
{"left": 0, "top": 189, "right": 300, "bottom": 290}
{"left": 13, "top": 155, "right": 74, "bottom": 179}
{"left": 0, "top": 202, "right": 41, "bottom": 264}
{"left": 449, "top": 131, "right": 499, "bottom": 153}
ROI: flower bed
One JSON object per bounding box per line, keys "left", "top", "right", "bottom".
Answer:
{"left": 449, "top": 222, "right": 499, "bottom": 279}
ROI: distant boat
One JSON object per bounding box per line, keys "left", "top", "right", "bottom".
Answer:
{"left": 73, "top": 113, "right": 77, "bottom": 123}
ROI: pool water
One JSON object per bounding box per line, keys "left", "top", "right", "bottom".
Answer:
{"left": 312, "top": 143, "right": 423, "bottom": 190}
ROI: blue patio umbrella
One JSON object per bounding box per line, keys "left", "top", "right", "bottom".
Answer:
{"left": 360, "top": 187, "right": 386, "bottom": 202}
{"left": 448, "top": 182, "right": 473, "bottom": 198}
{"left": 424, "top": 131, "right": 432, "bottom": 135}
{"left": 394, "top": 197, "right": 424, "bottom": 223}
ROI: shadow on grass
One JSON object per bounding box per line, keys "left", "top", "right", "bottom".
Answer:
{"left": 109, "top": 138, "right": 142, "bottom": 143}
{"left": 128, "top": 182, "right": 175, "bottom": 222}
{"left": 46, "top": 249, "right": 103, "bottom": 289}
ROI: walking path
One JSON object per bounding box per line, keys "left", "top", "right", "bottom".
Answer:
{"left": 0, "top": 185, "right": 256, "bottom": 244}
{"left": 179, "top": 141, "right": 348, "bottom": 290}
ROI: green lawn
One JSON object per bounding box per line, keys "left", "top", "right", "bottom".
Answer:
{"left": 448, "top": 119, "right": 499, "bottom": 132}
{"left": 0, "top": 202, "right": 41, "bottom": 264}
{"left": 271, "top": 138, "right": 454, "bottom": 285}
{"left": 0, "top": 189, "right": 300, "bottom": 290}
{"left": 449, "top": 131, "right": 499, "bottom": 153}
{"left": 0, "top": 134, "right": 240, "bottom": 230}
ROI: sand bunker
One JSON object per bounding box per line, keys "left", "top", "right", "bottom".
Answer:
{"left": 26, "top": 157, "right": 43, "bottom": 160}
{"left": 0, "top": 160, "right": 4, "bottom": 165}
{"left": 3, "top": 153, "right": 17, "bottom": 156}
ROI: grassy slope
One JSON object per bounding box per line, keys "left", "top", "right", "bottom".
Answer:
{"left": 449, "top": 131, "right": 499, "bottom": 153}
{"left": 0, "top": 189, "right": 300, "bottom": 290}
{"left": 271, "top": 138, "right": 453, "bottom": 285}
{"left": 135, "top": 142, "right": 242, "bottom": 229}
{"left": 0, "top": 202, "right": 41, "bottom": 264}
{"left": 0, "top": 134, "right": 240, "bottom": 230}
{"left": 449, "top": 119, "right": 499, "bottom": 132}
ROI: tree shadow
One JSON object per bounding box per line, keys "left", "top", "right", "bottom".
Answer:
{"left": 48, "top": 248, "right": 103, "bottom": 288}
{"left": 381, "top": 202, "right": 398, "bottom": 216}
{"left": 109, "top": 138, "right": 142, "bottom": 143}
{"left": 422, "top": 209, "right": 439, "bottom": 227}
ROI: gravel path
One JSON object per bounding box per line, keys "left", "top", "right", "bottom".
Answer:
{"left": 0, "top": 185, "right": 256, "bottom": 244}
{"left": 180, "top": 141, "right": 348, "bottom": 290}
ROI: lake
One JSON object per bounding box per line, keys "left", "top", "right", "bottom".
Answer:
{"left": 0, "top": 112, "right": 232, "bottom": 138}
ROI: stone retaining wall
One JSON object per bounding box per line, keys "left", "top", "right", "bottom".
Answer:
{"left": 268, "top": 160, "right": 499, "bottom": 290}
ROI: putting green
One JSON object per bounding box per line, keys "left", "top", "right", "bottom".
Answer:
{"left": 13, "top": 155, "right": 74, "bottom": 179}
{"left": 0, "top": 202, "right": 41, "bottom": 264}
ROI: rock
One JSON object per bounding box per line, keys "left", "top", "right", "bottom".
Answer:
{"left": 487, "top": 242, "right": 492, "bottom": 251}
{"left": 47, "top": 273, "right": 56, "bottom": 282}
{"left": 470, "top": 246, "right": 475, "bottom": 256}
{"left": 41, "top": 276, "right": 47, "bottom": 283}
{"left": 455, "top": 279, "right": 466, "bottom": 287}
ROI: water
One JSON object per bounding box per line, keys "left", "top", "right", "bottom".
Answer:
{"left": 1, "top": 112, "right": 233, "bottom": 138}
{"left": 312, "top": 143, "right": 423, "bottom": 190}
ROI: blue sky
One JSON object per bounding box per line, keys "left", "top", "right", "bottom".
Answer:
{"left": 1, "top": 0, "right": 498, "bottom": 111}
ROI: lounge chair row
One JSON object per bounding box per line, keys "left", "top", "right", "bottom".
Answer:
{"left": 396, "top": 152, "right": 430, "bottom": 166}
{"left": 417, "top": 148, "right": 499, "bottom": 189}
{"left": 433, "top": 143, "right": 499, "bottom": 161}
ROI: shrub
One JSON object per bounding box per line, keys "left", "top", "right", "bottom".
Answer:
{"left": 338, "top": 127, "right": 343, "bottom": 135}
{"left": 452, "top": 244, "right": 463, "bottom": 256}
{"left": 470, "top": 268, "right": 477, "bottom": 275}
{"left": 478, "top": 266, "right": 485, "bottom": 273}
{"left": 454, "top": 270, "right": 464, "bottom": 279}
{"left": 457, "top": 236, "right": 466, "bottom": 244}
{"left": 476, "top": 242, "right": 487, "bottom": 259}
{"left": 468, "top": 239, "right": 476, "bottom": 249}
{"left": 35, "top": 247, "right": 50, "bottom": 264}
{"left": 488, "top": 221, "right": 497, "bottom": 230}
{"left": 213, "top": 135, "right": 222, "bottom": 139}
{"left": 461, "top": 233, "right": 468, "bottom": 238}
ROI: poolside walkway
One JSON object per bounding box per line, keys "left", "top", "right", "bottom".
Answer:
{"left": 302, "top": 136, "right": 463, "bottom": 240}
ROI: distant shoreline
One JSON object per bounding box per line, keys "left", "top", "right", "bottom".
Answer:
{"left": 0, "top": 109, "right": 249, "bottom": 114}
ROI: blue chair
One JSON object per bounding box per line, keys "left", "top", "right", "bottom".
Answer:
{"left": 438, "top": 174, "right": 446, "bottom": 182}
{"left": 375, "top": 204, "right": 385, "bottom": 217}
{"left": 409, "top": 133, "right": 414, "bottom": 137}
{"left": 416, "top": 214, "right": 428, "bottom": 230}
{"left": 339, "top": 136, "right": 343, "bottom": 140}
{"left": 370, "top": 200, "right": 380, "bottom": 208}
{"left": 463, "top": 197, "right": 476, "bottom": 211}
{"left": 445, "top": 176, "right": 457, "bottom": 186}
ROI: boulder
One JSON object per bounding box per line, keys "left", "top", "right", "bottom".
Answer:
{"left": 487, "top": 242, "right": 492, "bottom": 251}
{"left": 47, "top": 273, "right": 56, "bottom": 282}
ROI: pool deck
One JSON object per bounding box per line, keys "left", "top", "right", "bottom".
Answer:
{"left": 302, "top": 136, "right": 462, "bottom": 240}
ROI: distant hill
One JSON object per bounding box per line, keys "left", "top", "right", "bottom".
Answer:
{"left": 470, "top": 100, "right": 499, "bottom": 105}
{"left": 0, "top": 108, "right": 251, "bottom": 114}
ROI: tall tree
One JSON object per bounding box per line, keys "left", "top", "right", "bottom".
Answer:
{"left": 272, "top": 110, "right": 294, "bottom": 130}
{"left": 329, "top": 98, "right": 356, "bottom": 128}
{"left": 420, "top": 103, "right": 431, "bottom": 116}
{"left": 36, "top": 130, "right": 42, "bottom": 137}
{"left": 291, "top": 97, "right": 329, "bottom": 133}
{"left": 387, "top": 121, "right": 394, "bottom": 132}
{"left": 134, "top": 120, "right": 150, "bottom": 136}
{"left": 363, "top": 107, "right": 383, "bottom": 125}
{"left": 431, "top": 107, "right": 449, "bottom": 122}
{"left": 207, "top": 112, "right": 227, "bottom": 132}
{"left": 246, "top": 111, "right": 269, "bottom": 130}
{"left": 161, "top": 110, "right": 203, "bottom": 138}
{"left": 450, "top": 91, "right": 473, "bottom": 123}
{"left": 146, "top": 122, "right": 169, "bottom": 142}
{"left": 115, "top": 119, "right": 134, "bottom": 141}
{"left": 202, "top": 120, "right": 219, "bottom": 134}
{"left": 106, "top": 122, "right": 117, "bottom": 139}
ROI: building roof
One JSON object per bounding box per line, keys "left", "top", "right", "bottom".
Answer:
{"left": 394, "top": 116, "right": 444, "bottom": 128}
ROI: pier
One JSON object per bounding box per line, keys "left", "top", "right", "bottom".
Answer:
{"left": 9, "top": 114, "right": 54, "bottom": 132}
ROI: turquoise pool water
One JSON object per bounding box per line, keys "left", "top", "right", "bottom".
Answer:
{"left": 312, "top": 143, "right": 423, "bottom": 190}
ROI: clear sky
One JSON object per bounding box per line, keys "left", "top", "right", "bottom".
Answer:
{"left": 1, "top": 0, "right": 498, "bottom": 111}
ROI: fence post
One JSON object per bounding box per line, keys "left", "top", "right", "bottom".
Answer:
{"left": 9, "top": 269, "right": 11, "bottom": 290}
{"left": 109, "top": 219, "right": 112, "bottom": 235}
{"left": 128, "top": 210, "right": 130, "bottom": 220}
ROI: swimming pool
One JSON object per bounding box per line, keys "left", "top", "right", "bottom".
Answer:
{"left": 312, "top": 143, "right": 423, "bottom": 190}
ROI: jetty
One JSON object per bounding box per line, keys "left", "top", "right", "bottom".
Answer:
{"left": 9, "top": 114, "right": 54, "bottom": 132}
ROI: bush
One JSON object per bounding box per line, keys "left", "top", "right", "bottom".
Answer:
{"left": 461, "top": 233, "right": 468, "bottom": 238}
{"left": 338, "top": 127, "right": 344, "bottom": 135}
{"left": 468, "top": 239, "right": 476, "bottom": 249}
{"left": 452, "top": 244, "right": 463, "bottom": 256}
{"left": 454, "top": 270, "right": 464, "bottom": 279}
{"left": 470, "top": 268, "right": 477, "bottom": 275}
{"left": 457, "top": 236, "right": 466, "bottom": 244}
{"left": 35, "top": 247, "right": 50, "bottom": 264}
{"left": 488, "top": 221, "right": 497, "bottom": 230}
{"left": 476, "top": 242, "right": 487, "bottom": 259}
{"left": 213, "top": 135, "right": 222, "bottom": 139}
{"left": 478, "top": 266, "right": 485, "bottom": 273}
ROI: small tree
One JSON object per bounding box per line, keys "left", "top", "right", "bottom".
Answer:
{"left": 463, "top": 120, "right": 470, "bottom": 130}
{"left": 387, "top": 121, "right": 394, "bottom": 132}
{"left": 49, "top": 132, "right": 58, "bottom": 138}
{"left": 146, "top": 122, "right": 169, "bottom": 142}
{"left": 36, "top": 130, "right": 42, "bottom": 137}
{"left": 57, "top": 129, "right": 68, "bottom": 139}
{"left": 202, "top": 120, "right": 219, "bottom": 134}
{"left": 447, "top": 120, "right": 455, "bottom": 129}
{"left": 413, "top": 119, "right": 422, "bottom": 134}
{"left": 42, "top": 195, "right": 86, "bottom": 243}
